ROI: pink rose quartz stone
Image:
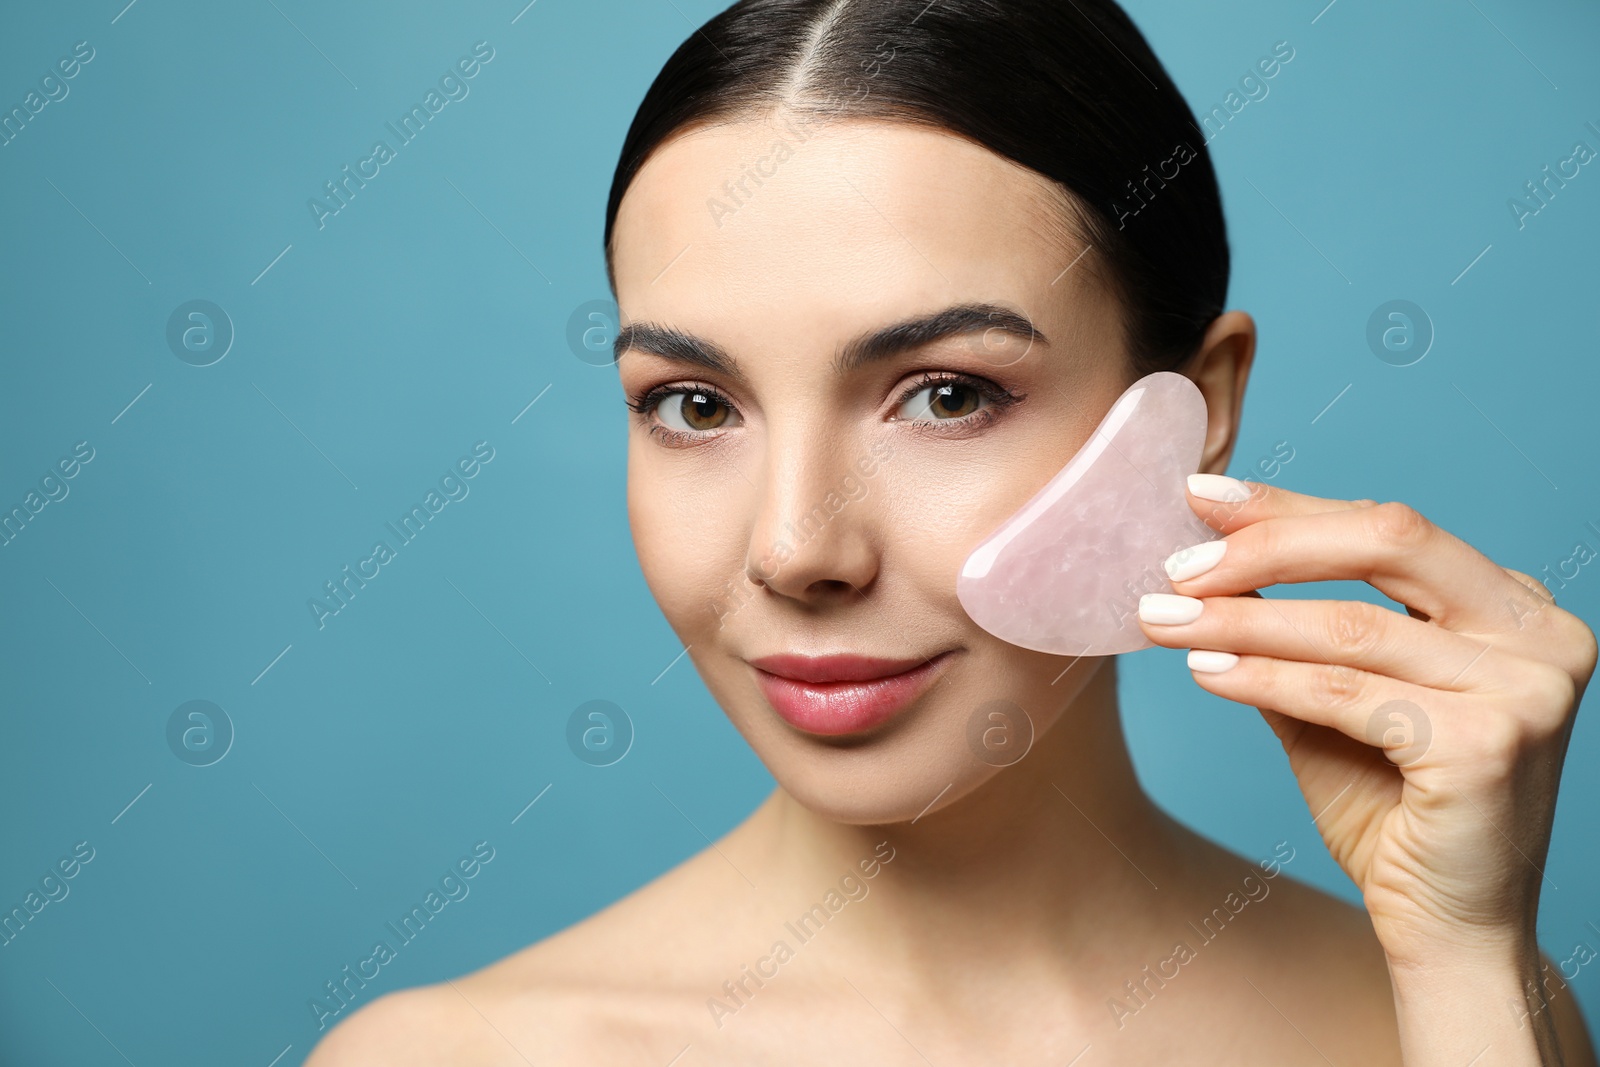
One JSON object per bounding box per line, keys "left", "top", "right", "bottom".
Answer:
{"left": 957, "top": 371, "right": 1222, "bottom": 656}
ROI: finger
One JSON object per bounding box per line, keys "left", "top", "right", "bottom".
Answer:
{"left": 1138, "top": 593, "right": 1501, "bottom": 692}
{"left": 1165, "top": 502, "right": 1538, "bottom": 635}
{"left": 1185, "top": 475, "right": 1374, "bottom": 534}
{"left": 1502, "top": 567, "right": 1557, "bottom": 606}
{"left": 1183, "top": 652, "right": 1448, "bottom": 767}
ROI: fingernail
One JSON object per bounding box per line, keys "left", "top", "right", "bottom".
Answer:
{"left": 1164, "top": 539, "right": 1227, "bottom": 581}
{"left": 1188, "top": 649, "right": 1239, "bottom": 673}
{"left": 1187, "top": 473, "right": 1251, "bottom": 502}
{"left": 1139, "top": 593, "right": 1204, "bottom": 625}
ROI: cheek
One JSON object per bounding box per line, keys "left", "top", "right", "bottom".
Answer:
{"left": 626, "top": 447, "right": 749, "bottom": 633}
{"left": 877, "top": 451, "right": 1032, "bottom": 594}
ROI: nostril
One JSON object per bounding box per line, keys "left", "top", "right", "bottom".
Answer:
{"left": 810, "top": 577, "right": 869, "bottom": 600}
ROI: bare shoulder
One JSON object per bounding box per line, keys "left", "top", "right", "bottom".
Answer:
{"left": 1179, "top": 833, "right": 1596, "bottom": 1066}
{"left": 1163, "top": 833, "right": 1401, "bottom": 1063}
{"left": 301, "top": 964, "right": 689, "bottom": 1067}
{"left": 301, "top": 982, "right": 493, "bottom": 1067}
{"left": 1540, "top": 948, "right": 1599, "bottom": 1067}
{"left": 305, "top": 844, "right": 735, "bottom": 1066}
{"left": 1241, "top": 874, "right": 1598, "bottom": 1066}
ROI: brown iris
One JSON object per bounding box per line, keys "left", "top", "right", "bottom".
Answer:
{"left": 680, "top": 391, "right": 731, "bottom": 430}
{"left": 924, "top": 382, "right": 980, "bottom": 418}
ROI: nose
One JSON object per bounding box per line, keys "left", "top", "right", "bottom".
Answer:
{"left": 744, "top": 432, "right": 881, "bottom": 605}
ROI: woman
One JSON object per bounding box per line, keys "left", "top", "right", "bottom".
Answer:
{"left": 309, "top": 0, "right": 1598, "bottom": 1062}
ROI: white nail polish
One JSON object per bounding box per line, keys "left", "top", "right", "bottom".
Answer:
{"left": 1188, "top": 649, "right": 1239, "bottom": 673}
{"left": 1139, "top": 593, "right": 1203, "bottom": 625}
{"left": 1164, "top": 539, "right": 1227, "bottom": 581}
{"left": 1187, "top": 473, "right": 1252, "bottom": 502}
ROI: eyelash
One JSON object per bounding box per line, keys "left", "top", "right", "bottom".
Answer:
{"left": 625, "top": 370, "right": 1023, "bottom": 446}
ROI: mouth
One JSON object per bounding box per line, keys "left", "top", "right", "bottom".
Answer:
{"left": 747, "top": 651, "right": 956, "bottom": 737}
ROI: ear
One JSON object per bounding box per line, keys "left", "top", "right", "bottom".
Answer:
{"left": 1183, "top": 310, "right": 1256, "bottom": 476}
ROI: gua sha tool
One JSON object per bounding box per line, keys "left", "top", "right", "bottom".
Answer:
{"left": 957, "top": 371, "right": 1222, "bottom": 656}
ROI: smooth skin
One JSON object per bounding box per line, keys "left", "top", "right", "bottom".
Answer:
{"left": 307, "top": 114, "right": 1598, "bottom": 1064}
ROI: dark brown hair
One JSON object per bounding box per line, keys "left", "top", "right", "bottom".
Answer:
{"left": 603, "top": 0, "right": 1229, "bottom": 375}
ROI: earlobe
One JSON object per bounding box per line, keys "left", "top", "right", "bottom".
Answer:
{"left": 1184, "top": 309, "right": 1256, "bottom": 476}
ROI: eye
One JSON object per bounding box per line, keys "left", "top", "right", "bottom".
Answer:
{"left": 657, "top": 387, "right": 738, "bottom": 431}
{"left": 894, "top": 373, "right": 1008, "bottom": 422}
{"left": 627, "top": 382, "right": 742, "bottom": 441}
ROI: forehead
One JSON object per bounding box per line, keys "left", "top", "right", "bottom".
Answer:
{"left": 610, "top": 116, "right": 1091, "bottom": 345}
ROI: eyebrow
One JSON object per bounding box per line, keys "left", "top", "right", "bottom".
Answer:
{"left": 611, "top": 302, "right": 1047, "bottom": 376}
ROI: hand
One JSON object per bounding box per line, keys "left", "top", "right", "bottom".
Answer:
{"left": 1136, "top": 475, "right": 1597, "bottom": 970}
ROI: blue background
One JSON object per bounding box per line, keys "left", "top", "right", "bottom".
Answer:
{"left": 2, "top": 0, "right": 1597, "bottom": 1062}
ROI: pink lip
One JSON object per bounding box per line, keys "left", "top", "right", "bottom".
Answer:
{"left": 748, "top": 652, "right": 954, "bottom": 736}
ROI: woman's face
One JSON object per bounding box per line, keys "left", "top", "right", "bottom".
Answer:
{"left": 611, "top": 115, "right": 1137, "bottom": 824}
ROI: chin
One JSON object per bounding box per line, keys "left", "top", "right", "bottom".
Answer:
{"left": 699, "top": 647, "right": 1034, "bottom": 826}
{"left": 771, "top": 746, "right": 1006, "bottom": 826}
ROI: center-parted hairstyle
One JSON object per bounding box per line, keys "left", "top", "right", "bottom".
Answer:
{"left": 603, "top": 0, "right": 1229, "bottom": 376}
